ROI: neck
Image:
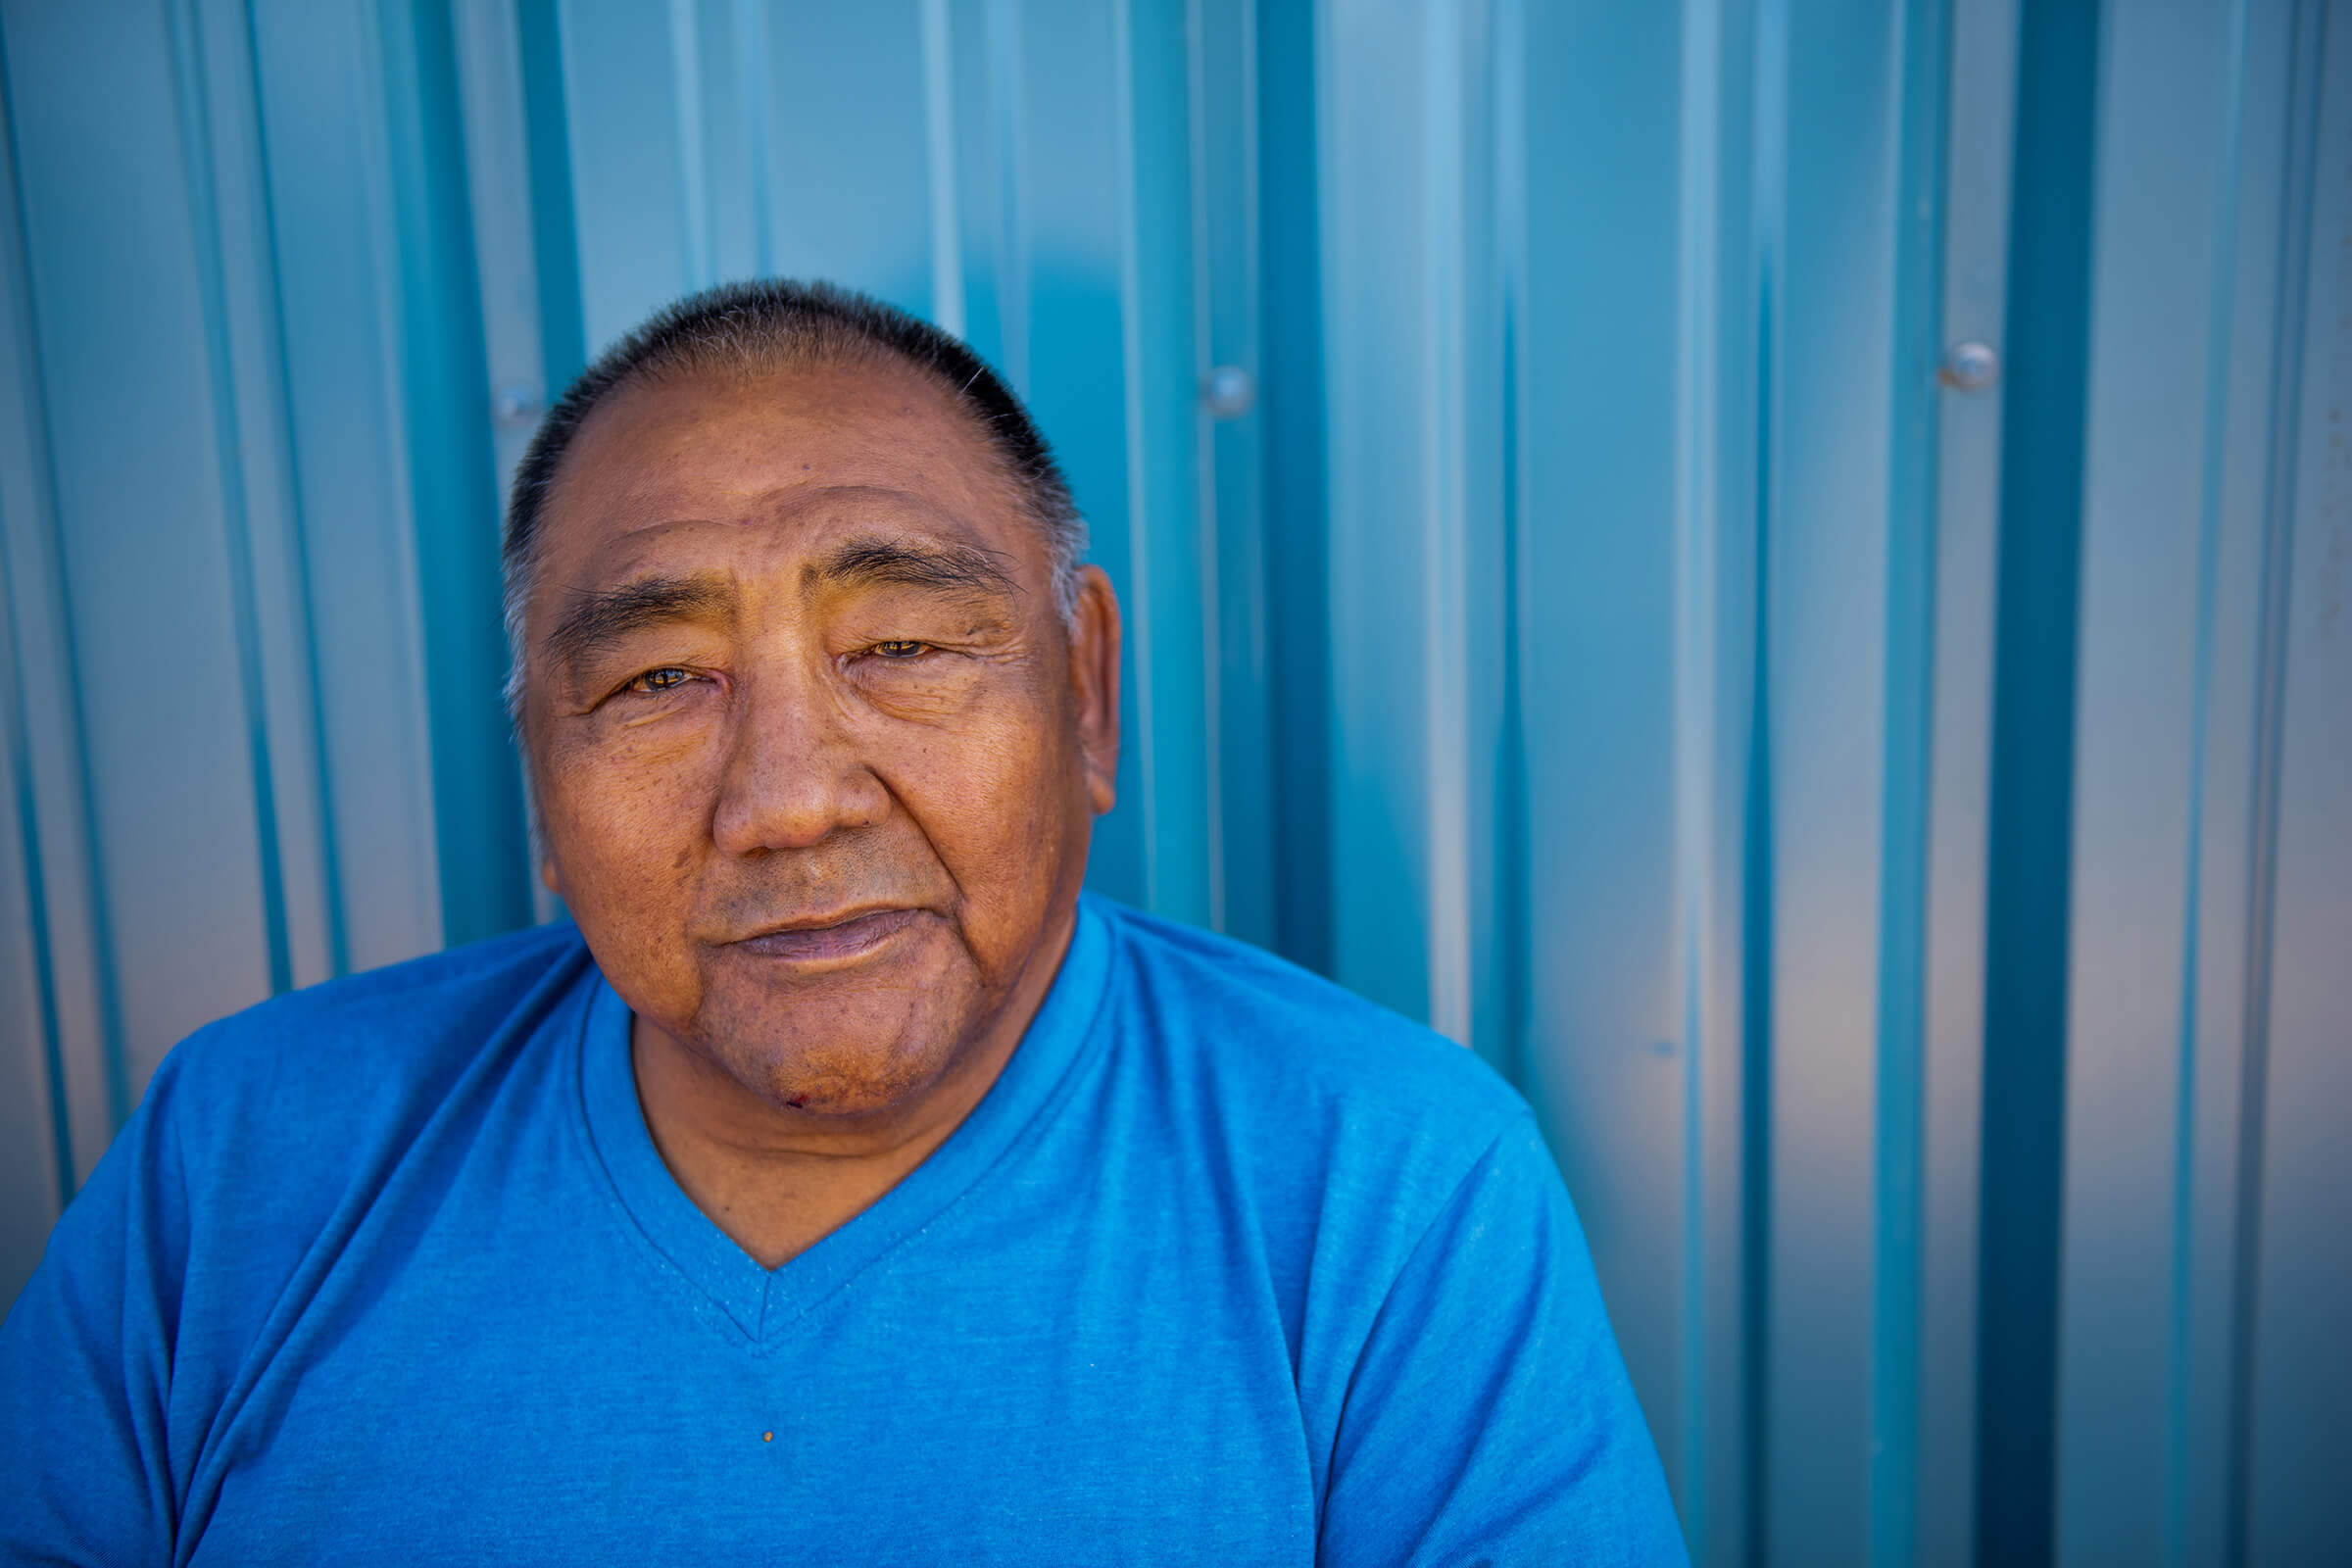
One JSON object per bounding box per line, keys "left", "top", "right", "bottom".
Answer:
{"left": 629, "top": 910, "right": 1076, "bottom": 1268}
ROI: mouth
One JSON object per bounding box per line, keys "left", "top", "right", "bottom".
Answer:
{"left": 724, "top": 906, "right": 925, "bottom": 964}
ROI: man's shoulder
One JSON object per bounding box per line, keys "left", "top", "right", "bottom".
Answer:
{"left": 1092, "top": 897, "right": 1531, "bottom": 1167}
{"left": 152, "top": 920, "right": 594, "bottom": 1137}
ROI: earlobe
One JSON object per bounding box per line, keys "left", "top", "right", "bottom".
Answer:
{"left": 1070, "top": 565, "right": 1122, "bottom": 815}
{"left": 541, "top": 856, "right": 564, "bottom": 896}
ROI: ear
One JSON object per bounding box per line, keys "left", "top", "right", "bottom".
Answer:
{"left": 1066, "top": 565, "right": 1122, "bottom": 815}
{"left": 540, "top": 854, "right": 565, "bottom": 897}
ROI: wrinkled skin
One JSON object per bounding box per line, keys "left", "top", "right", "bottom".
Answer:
{"left": 517, "top": 356, "right": 1120, "bottom": 1263}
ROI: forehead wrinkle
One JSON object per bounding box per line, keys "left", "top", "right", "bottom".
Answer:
{"left": 574, "top": 484, "right": 1036, "bottom": 599}
{"left": 590, "top": 481, "right": 1003, "bottom": 552}
{"left": 755, "top": 480, "right": 1015, "bottom": 543}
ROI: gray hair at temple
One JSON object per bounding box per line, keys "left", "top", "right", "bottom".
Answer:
{"left": 499, "top": 278, "right": 1089, "bottom": 721}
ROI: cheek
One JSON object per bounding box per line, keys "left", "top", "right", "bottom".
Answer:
{"left": 546, "top": 760, "right": 703, "bottom": 865}
{"left": 883, "top": 691, "right": 1083, "bottom": 909}
{"left": 541, "top": 715, "right": 720, "bottom": 839}
{"left": 536, "top": 730, "right": 723, "bottom": 971}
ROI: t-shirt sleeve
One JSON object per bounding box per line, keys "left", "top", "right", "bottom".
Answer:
{"left": 1317, "top": 1112, "right": 1690, "bottom": 1567}
{"left": 0, "top": 1067, "right": 188, "bottom": 1566}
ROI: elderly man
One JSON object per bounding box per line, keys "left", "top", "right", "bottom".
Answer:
{"left": 0, "top": 281, "right": 1683, "bottom": 1564}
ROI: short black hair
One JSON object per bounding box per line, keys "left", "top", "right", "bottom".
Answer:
{"left": 500, "top": 278, "right": 1086, "bottom": 712}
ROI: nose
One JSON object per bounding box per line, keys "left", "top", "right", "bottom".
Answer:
{"left": 710, "top": 665, "right": 891, "bottom": 856}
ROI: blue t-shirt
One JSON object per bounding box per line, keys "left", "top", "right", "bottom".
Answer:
{"left": 1, "top": 897, "right": 1685, "bottom": 1565}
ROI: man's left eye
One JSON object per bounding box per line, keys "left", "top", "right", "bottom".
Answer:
{"left": 871, "top": 641, "right": 930, "bottom": 659}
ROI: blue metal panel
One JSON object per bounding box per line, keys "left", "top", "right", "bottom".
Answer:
{"left": 735, "top": 4, "right": 934, "bottom": 308}
{"left": 1114, "top": 0, "right": 1218, "bottom": 930}
{"left": 1511, "top": 0, "right": 1709, "bottom": 1541}
{"left": 375, "top": 0, "right": 536, "bottom": 946}
{"left": 2043, "top": 2, "right": 2352, "bottom": 1562}
{"left": 1319, "top": 0, "right": 1497, "bottom": 1043}
{"left": 2057, "top": 3, "right": 2290, "bottom": 1562}
{"left": 1254, "top": 0, "right": 1334, "bottom": 976}
{"left": 2, "top": 3, "right": 2347, "bottom": 1562}
{"left": 247, "top": 0, "right": 446, "bottom": 974}
{"left": 0, "top": 28, "right": 84, "bottom": 1306}
{"left": 4, "top": 0, "right": 279, "bottom": 1119}
{"left": 2245, "top": 6, "right": 2352, "bottom": 1556}
{"left": 1918, "top": 8, "right": 2016, "bottom": 1564}
{"left": 551, "top": 0, "right": 698, "bottom": 346}
{"left": 997, "top": 0, "right": 1163, "bottom": 906}
{"left": 1190, "top": 0, "right": 1274, "bottom": 948}
{"left": 1768, "top": 4, "right": 1910, "bottom": 1558}
{"left": 1977, "top": 3, "right": 2098, "bottom": 1561}
{"left": 0, "top": 0, "right": 459, "bottom": 1255}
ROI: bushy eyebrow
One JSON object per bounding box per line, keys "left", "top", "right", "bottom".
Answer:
{"left": 810, "top": 536, "right": 1020, "bottom": 600}
{"left": 544, "top": 572, "right": 734, "bottom": 673}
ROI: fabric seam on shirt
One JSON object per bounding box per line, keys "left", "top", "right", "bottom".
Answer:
{"left": 1312, "top": 1105, "right": 1536, "bottom": 1551}
{"left": 559, "top": 975, "right": 770, "bottom": 1349}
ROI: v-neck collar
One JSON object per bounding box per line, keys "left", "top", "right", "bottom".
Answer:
{"left": 574, "top": 898, "right": 1114, "bottom": 1343}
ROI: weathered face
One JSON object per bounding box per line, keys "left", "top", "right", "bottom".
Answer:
{"left": 519, "top": 358, "right": 1120, "bottom": 1119}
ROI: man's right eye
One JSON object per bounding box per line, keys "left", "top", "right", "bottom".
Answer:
{"left": 625, "top": 667, "right": 696, "bottom": 694}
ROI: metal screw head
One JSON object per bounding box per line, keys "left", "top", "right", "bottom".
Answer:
{"left": 1200, "top": 365, "right": 1255, "bottom": 419}
{"left": 1938, "top": 341, "right": 1999, "bottom": 392}
{"left": 492, "top": 384, "right": 545, "bottom": 427}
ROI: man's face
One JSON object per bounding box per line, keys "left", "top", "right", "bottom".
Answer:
{"left": 519, "top": 358, "right": 1119, "bottom": 1119}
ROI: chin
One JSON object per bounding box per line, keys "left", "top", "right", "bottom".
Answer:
{"left": 743, "top": 1041, "right": 953, "bottom": 1118}
{"left": 671, "top": 912, "right": 971, "bottom": 1083}
{"left": 695, "top": 987, "right": 968, "bottom": 1119}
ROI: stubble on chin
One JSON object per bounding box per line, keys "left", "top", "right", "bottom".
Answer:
{"left": 671, "top": 922, "right": 992, "bottom": 1116}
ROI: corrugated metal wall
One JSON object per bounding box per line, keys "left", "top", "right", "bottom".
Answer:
{"left": 1, "top": 1, "right": 2345, "bottom": 1562}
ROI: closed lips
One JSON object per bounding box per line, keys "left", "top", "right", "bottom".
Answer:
{"left": 728, "top": 907, "right": 924, "bottom": 960}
